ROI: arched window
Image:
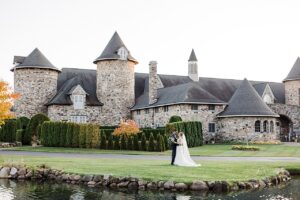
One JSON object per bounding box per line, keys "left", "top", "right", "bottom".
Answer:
{"left": 255, "top": 120, "right": 261, "bottom": 132}
{"left": 270, "top": 121, "right": 274, "bottom": 133}
{"left": 263, "top": 120, "right": 269, "bottom": 133}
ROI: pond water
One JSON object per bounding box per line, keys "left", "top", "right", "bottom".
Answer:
{"left": 0, "top": 177, "right": 299, "bottom": 200}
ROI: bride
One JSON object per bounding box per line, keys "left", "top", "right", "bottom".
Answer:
{"left": 174, "top": 132, "right": 201, "bottom": 167}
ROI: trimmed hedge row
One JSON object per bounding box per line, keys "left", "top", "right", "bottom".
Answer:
{"left": 41, "top": 122, "right": 99, "bottom": 148}
{"left": 0, "top": 119, "right": 17, "bottom": 142}
{"left": 24, "top": 114, "right": 50, "bottom": 145}
{"left": 166, "top": 121, "right": 203, "bottom": 147}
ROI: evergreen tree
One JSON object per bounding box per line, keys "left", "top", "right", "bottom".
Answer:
{"left": 148, "top": 133, "right": 155, "bottom": 151}
{"left": 133, "top": 135, "right": 139, "bottom": 150}
{"left": 100, "top": 134, "right": 107, "bottom": 149}
{"left": 141, "top": 133, "right": 147, "bottom": 151}
{"left": 120, "top": 135, "right": 127, "bottom": 150}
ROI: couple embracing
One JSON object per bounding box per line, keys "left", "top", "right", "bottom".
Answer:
{"left": 170, "top": 131, "right": 200, "bottom": 167}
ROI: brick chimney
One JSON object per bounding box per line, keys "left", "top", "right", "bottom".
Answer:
{"left": 149, "top": 61, "right": 158, "bottom": 105}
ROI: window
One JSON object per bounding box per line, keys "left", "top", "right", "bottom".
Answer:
{"left": 70, "top": 116, "right": 87, "bottom": 123}
{"left": 208, "top": 105, "right": 215, "bottom": 111}
{"left": 163, "top": 106, "right": 169, "bottom": 112}
{"left": 145, "top": 109, "right": 149, "bottom": 114}
{"left": 73, "top": 95, "right": 84, "bottom": 109}
{"left": 270, "top": 121, "right": 274, "bottom": 133}
{"left": 263, "top": 120, "right": 269, "bottom": 133}
{"left": 136, "top": 110, "right": 140, "bottom": 115}
{"left": 118, "top": 47, "right": 128, "bottom": 60}
{"left": 191, "top": 105, "right": 198, "bottom": 110}
{"left": 255, "top": 120, "right": 261, "bottom": 132}
{"left": 263, "top": 94, "right": 272, "bottom": 104}
{"left": 155, "top": 107, "right": 159, "bottom": 113}
{"left": 208, "top": 123, "right": 215, "bottom": 132}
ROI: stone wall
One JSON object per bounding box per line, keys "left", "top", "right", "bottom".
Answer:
{"left": 14, "top": 68, "right": 58, "bottom": 118}
{"left": 284, "top": 80, "right": 300, "bottom": 106}
{"left": 96, "top": 60, "right": 135, "bottom": 125}
{"left": 132, "top": 104, "right": 224, "bottom": 142}
{"left": 217, "top": 117, "right": 279, "bottom": 142}
{"left": 48, "top": 105, "right": 102, "bottom": 124}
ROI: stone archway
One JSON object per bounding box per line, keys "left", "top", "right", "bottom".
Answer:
{"left": 278, "top": 114, "right": 293, "bottom": 142}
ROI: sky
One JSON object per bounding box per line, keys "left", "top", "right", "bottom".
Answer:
{"left": 1, "top": 0, "right": 300, "bottom": 86}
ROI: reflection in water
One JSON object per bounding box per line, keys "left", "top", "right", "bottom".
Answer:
{"left": 0, "top": 177, "right": 299, "bottom": 200}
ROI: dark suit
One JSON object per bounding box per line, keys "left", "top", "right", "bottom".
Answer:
{"left": 170, "top": 132, "right": 178, "bottom": 165}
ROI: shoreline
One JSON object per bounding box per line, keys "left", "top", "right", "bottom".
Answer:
{"left": 0, "top": 165, "right": 296, "bottom": 193}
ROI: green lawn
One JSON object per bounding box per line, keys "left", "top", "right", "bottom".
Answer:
{"left": 1, "top": 154, "right": 299, "bottom": 183}
{"left": 5, "top": 143, "right": 300, "bottom": 157}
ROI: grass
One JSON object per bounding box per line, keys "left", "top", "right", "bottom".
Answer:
{"left": 5, "top": 143, "right": 300, "bottom": 157}
{"left": 0, "top": 154, "right": 299, "bottom": 183}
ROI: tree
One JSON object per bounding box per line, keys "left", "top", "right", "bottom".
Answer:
{"left": 169, "top": 115, "right": 182, "bottom": 123}
{"left": 112, "top": 119, "right": 140, "bottom": 137}
{"left": 0, "top": 81, "right": 19, "bottom": 125}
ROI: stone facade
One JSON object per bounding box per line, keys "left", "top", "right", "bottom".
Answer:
{"left": 48, "top": 105, "right": 102, "bottom": 124}
{"left": 14, "top": 68, "right": 58, "bottom": 118}
{"left": 188, "top": 61, "right": 198, "bottom": 81}
{"left": 148, "top": 61, "right": 160, "bottom": 105}
{"left": 217, "top": 117, "right": 279, "bottom": 142}
{"left": 96, "top": 60, "right": 135, "bottom": 125}
{"left": 132, "top": 104, "right": 224, "bottom": 142}
{"left": 284, "top": 80, "right": 300, "bottom": 106}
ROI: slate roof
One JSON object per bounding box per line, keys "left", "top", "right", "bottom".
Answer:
{"left": 11, "top": 48, "right": 60, "bottom": 72}
{"left": 188, "top": 49, "right": 198, "bottom": 61}
{"left": 218, "top": 79, "right": 279, "bottom": 117}
{"left": 93, "top": 32, "right": 138, "bottom": 64}
{"left": 46, "top": 68, "right": 102, "bottom": 106}
{"left": 284, "top": 57, "right": 300, "bottom": 82}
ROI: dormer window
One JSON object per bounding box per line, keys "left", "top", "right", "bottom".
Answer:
{"left": 118, "top": 47, "right": 128, "bottom": 60}
{"left": 73, "top": 95, "right": 84, "bottom": 109}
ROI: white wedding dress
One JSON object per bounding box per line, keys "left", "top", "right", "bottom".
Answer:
{"left": 174, "top": 134, "right": 200, "bottom": 167}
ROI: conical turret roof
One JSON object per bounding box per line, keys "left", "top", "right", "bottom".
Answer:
{"left": 93, "top": 31, "right": 138, "bottom": 64}
{"left": 188, "top": 49, "right": 197, "bottom": 62}
{"left": 218, "top": 78, "right": 279, "bottom": 117}
{"left": 284, "top": 57, "right": 300, "bottom": 82}
{"left": 11, "top": 48, "right": 60, "bottom": 72}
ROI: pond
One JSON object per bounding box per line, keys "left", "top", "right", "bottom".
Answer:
{"left": 0, "top": 177, "right": 299, "bottom": 200}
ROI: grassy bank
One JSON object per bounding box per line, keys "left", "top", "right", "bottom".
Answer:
{"left": 5, "top": 143, "right": 300, "bottom": 157}
{"left": 0, "top": 154, "right": 299, "bottom": 182}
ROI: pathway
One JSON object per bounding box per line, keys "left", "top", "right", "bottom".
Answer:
{"left": 0, "top": 150, "right": 299, "bottom": 162}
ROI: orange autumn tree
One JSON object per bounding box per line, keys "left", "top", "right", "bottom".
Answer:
{"left": 0, "top": 81, "right": 19, "bottom": 125}
{"left": 112, "top": 119, "right": 140, "bottom": 137}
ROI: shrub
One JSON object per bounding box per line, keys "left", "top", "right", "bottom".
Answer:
{"left": 85, "top": 124, "right": 99, "bottom": 148}
{"left": 72, "top": 123, "right": 80, "bottom": 148}
{"left": 169, "top": 116, "right": 183, "bottom": 123}
{"left": 0, "top": 119, "right": 17, "bottom": 142}
{"left": 79, "top": 124, "right": 87, "bottom": 148}
{"left": 148, "top": 133, "right": 155, "bottom": 151}
{"left": 24, "top": 113, "right": 50, "bottom": 145}
{"left": 164, "top": 134, "right": 169, "bottom": 150}
{"left": 16, "top": 129, "right": 24, "bottom": 142}
{"left": 250, "top": 140, "right": 282, "bottom": 145}
{"left": 120, "top": 135, "right": 127, "bottom": 150}
{"left": 59, "top": 123, "right": 68, "bottom": 147}
{"left": 157, "top": 134, "right": 165, "bottom": 152}
{"left": 127, "top": 136, "right": 133, "bottom": 150}
{"left": 113, "top": 120, "right": 140, "bottom": 137}
{"left": 141, "top": 133, "right": 147, "bottom": 151}
{"left": 41, "top": 121, "right": 49, "bottom": 146}
{"left": 165, "top": 121, "right": 203, "bottom": 147}
{"left": 140, "top": 128, "right": 166, "bottom": 140}
{"left": 133, "top": 135, "right": 139, "bottom": 150}
{"left": 65, "top": 123, "right": 74, "bottom": 147}
{"left": 107, "top": 135, "right": 113, "bottom": 150}
{"left": 114, "top": 137, "right": 120, "bottom": 150}
{"left": 100, "top": 134, "right": 107, "bottom": 149}
{"left": 16, "top": 117, "right": 30, "bottom": 130}
{"left": 232, "top": 145, "right": 260, "bottom": 151}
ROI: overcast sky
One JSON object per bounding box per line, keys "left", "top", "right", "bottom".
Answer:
{"left": 1, "top": 0, "right": 300, "bottom": 86}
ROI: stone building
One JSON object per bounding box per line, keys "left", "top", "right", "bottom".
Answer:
{"left": 11, "top": 32, "right": 300, "bottom": 143}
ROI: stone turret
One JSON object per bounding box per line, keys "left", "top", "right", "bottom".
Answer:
{"left": 11, "top": 48, "right": 60, "bottom": 118}
{"left": 149, "top": 61, "right": 159, "bottom": 105}
{"left": 94, "top": 32, "right": 138, "bottom": 125}
{"left": 283, "top": 57, "right": 300, "bottom": 106}
{"left": 188, "top": 49, "right": 198, "bottom": 82}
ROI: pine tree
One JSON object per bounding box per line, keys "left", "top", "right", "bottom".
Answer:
{"left": 141, "top": 133, "right": 147, "bottom": 151}
{"left": 100, "top": 134, "right": 107, "bottom": 149}
{"left": 148, "top": 133, "right": 155, "bottom": 151}
{"left": 133, "top": 135, "right": 139, "bottom": 150}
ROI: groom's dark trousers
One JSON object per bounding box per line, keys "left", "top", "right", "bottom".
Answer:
{"left": 171, "top": 143, "right": 177, "bottom": 165}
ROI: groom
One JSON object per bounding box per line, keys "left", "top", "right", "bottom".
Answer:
{"left": 170, "top": 131, "right": 178, "bottom": 165}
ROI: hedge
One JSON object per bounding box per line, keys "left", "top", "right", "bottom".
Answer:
{"left": 16, "top": 117, "right": 30, "bottom": 130}
{"left": 169, "top": 115, "right": 183, "bottom": 123}
{"left": 0, "top": 119, "right": 17, "bottom": 142}
{"left": 165, "top": 121, "right": 203, "bottom": 147}
{"left": 24, "top": 114, "right": 50, "bottom": 145}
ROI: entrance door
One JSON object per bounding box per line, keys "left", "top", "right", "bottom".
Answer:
{"left": 278, "top": 115, "right": 293, "bottom": 142}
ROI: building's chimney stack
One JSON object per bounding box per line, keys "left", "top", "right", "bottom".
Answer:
{"left": 149, "top": 61, "right": 158, "bottom": 105}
